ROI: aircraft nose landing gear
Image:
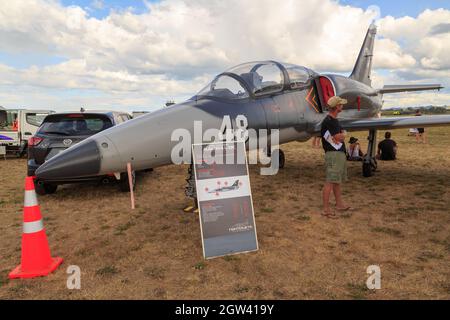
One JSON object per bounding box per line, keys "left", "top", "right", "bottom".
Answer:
{"left": 363, "top": 129, "right": 378, "bottom": 177}
{"left": 267, "top": 148, "right": 285, "bottom": 169}
{"left": 273, "top": 149, "right": 285, "bottom": 169}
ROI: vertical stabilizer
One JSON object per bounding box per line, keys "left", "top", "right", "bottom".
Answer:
{"left": 350, "top": 23, "right": 377, "bottom": 86}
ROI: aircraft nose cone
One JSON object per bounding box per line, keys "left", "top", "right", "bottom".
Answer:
{"left": 35, "top": 139, "right": 101, "bottom": 180}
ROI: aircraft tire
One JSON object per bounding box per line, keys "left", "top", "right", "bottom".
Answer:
{"left": 362, "top": 162, "right": 373, "bottom": 177}
{"left": 35, "top": 180, "right": 58, "bottom": 195}
{"left": 278, "top": 149, "right": 285, "bottom": 169}
{"left": 119, "top": 171, "right": 136, "bottom": 192}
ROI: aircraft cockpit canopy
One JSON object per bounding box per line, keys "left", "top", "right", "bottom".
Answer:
{"left": 196, "top": 74, "right": 250, "bottom": 100}
{"left": 227, "top": 61, "right": 284, "bottom": 96}
{"left": 281, "top": 63, "right": 317, "bottom": 89}
{"left": 195, "top": 61, "right": 317, "bottom": 100}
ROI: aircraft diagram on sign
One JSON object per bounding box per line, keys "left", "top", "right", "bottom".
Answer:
{"left": 208, "top": 180, "right": 241, "bottom": 194}
{"left": 36, "top": 23, "right": 450, "bottom": 182}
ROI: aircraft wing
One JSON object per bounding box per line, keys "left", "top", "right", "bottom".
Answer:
{"left": 337, "top": 115, "right": 450, "bottom": 132}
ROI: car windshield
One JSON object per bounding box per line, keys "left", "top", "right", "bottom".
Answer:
{"left": 196, "top": 74, "right": 249, "bottom": 100}
{"left": 38, "top": 114, "right": 113, "bottom": 136}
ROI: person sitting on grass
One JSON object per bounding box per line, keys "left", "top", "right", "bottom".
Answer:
{"left": 347, "top": 137, "right": 364, "bottom": 161}
{"left": 377, "top": 132, "right": 397, "bottom": 161}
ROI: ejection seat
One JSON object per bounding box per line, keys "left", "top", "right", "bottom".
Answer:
{"left": 240, "top": 72, "right": 263, "bottom": 93}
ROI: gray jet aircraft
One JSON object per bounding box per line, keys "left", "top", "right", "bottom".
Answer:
{"left": 36, "top": 23, "right": 450, "bottom": 182}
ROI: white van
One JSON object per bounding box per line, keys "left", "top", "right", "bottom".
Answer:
{"left": 0, "top": 107, "right": 54, "bottom": 157}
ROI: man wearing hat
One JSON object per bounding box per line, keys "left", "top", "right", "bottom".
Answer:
{"left": 320, "top": 96, "right": 351, "bottom": 218}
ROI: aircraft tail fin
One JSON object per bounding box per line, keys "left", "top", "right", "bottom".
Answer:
{"left": 350, "top": 23, "right": 377, "bottom": 86}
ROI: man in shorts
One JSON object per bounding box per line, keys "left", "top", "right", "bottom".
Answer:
{"left": 321, "top": 96, "right": 351, "bottom": 218}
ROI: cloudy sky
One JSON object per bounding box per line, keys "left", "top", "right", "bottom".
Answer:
{"left": 0, "top": 0, "right": 449, "bottom": 112}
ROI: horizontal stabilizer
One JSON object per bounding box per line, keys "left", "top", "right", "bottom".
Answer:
{"left": 337, "top": 115, "right": 450, "bottom": 132}
{"left": 378, "top": 84, "right": 443, "bottom": 94}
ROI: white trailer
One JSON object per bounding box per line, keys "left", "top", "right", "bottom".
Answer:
{"left": 0, "top": 108, "right": 54, "bottom": 157}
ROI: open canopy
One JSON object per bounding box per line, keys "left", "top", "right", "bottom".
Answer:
{"left": 196, "top": 61, "right": 317, "bottom": 100}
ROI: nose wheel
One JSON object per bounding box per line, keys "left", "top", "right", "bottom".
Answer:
{"left": 362, "top": 129, "right": 377, "bottom": 177}
{"left": 276, "top": 149, "right": 285, "bottom": 169}
{"left": 267, "top": 148, "right": 285, "bottom": 169}
{"left": 119, "top": 170, "right": 136, "bottom": 192}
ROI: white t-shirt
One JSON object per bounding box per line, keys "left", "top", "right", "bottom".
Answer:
{"left": 348, "top": 144, "right": 360, "bottom": 157}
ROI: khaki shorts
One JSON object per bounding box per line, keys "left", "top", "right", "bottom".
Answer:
{"left": 325, "top": 151, "right": 348, "bottom": 184}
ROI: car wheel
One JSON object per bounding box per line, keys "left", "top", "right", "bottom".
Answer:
{"left": 35, "top": 180, "right": 58, "bottom": 195}
{"left": 119, "top": 171, "right": 136, "bottom": 192}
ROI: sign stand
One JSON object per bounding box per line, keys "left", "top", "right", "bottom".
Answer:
{"left": 192, "top": 141, "right": 258, "bottom": 259}
{"left": 127, "top": 162, "right": 135, "bottom": 210}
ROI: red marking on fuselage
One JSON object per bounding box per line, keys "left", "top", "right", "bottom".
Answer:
{"left": 305, "top": 87, "right": 320, "bottom": 113}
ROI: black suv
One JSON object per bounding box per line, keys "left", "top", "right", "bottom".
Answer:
{"left": 28, "top": 111, "right": 134, "bottom": 195}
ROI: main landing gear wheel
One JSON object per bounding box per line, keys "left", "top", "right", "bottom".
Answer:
{"left": 362, "top": 129, "right": 378, "bottom": 177}
{"left": 362, "top": 158, "right": 377, "bottom": 177}
{"left": 119, "top": 171, "right": 136, "bottom": 192}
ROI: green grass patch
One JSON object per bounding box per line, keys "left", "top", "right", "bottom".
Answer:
{"left": 114, "top": 221, "right": 136, "bottom": 235}
{"left": 417, "top": 251, "right": 444, "bottom": 262}
{"left": 371, "top": 226, "right": 402, "bottom": 237}
{"left": 346, "top": 283, "right": 370, "bottom": 300}
{"left": 144, "top": 266, "right": 165, "bottom": 280}
{"left": 194, "top": 262, "right": 206, "bottom": 270}
{"left": 0, "top": 270, "right": 9, "bottom": 288}
{"left": 96, "top": 266, "right": 119, "bottom": 276}
{"left": 223, "top": 255, "right": 240, "bottom": 262}
{"left": 234, "top": 286, "right": 250, "bottom": 294}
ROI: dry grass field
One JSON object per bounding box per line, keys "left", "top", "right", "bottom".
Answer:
{"left": 0, "top": 127, "right": 449, "bottom": 300}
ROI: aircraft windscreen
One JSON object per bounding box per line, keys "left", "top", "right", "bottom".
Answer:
{"left": 196, "top": 74, "right": 249, "bottom": 100}
{"left": 227, "top": 61, "right": 284, "bottom": 96}
{"left": 282, "top": 63, "right": 314, "bottom": 89}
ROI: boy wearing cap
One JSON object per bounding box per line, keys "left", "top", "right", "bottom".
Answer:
{"left": 321, "top": 96, "right": 351, "bottom": 218}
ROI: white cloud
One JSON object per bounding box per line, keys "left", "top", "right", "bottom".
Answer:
{"left": 0, "top": 0, "right": 448, "bottom": 111}
{"left": 373, "top": 38, "right": 416, "bottom": 69}
{"left": 378, "top": 9, "right": 450, "bottom": 71}
{"left": 382, "top": 91, "right": 450, "bottom": 108}
{"left": 91, "top": 0, "right": 104, "bottom": 10}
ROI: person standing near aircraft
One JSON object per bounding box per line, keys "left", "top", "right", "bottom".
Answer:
{"left": 415, "top": 110, "right": 426, "bottom": 144}
{"left": 321, "top": 96, "right": 351, "bottom": 218}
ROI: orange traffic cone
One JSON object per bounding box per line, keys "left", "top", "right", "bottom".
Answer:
{"left": 9, "top": 176, "right": 63, "bottom": 279}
